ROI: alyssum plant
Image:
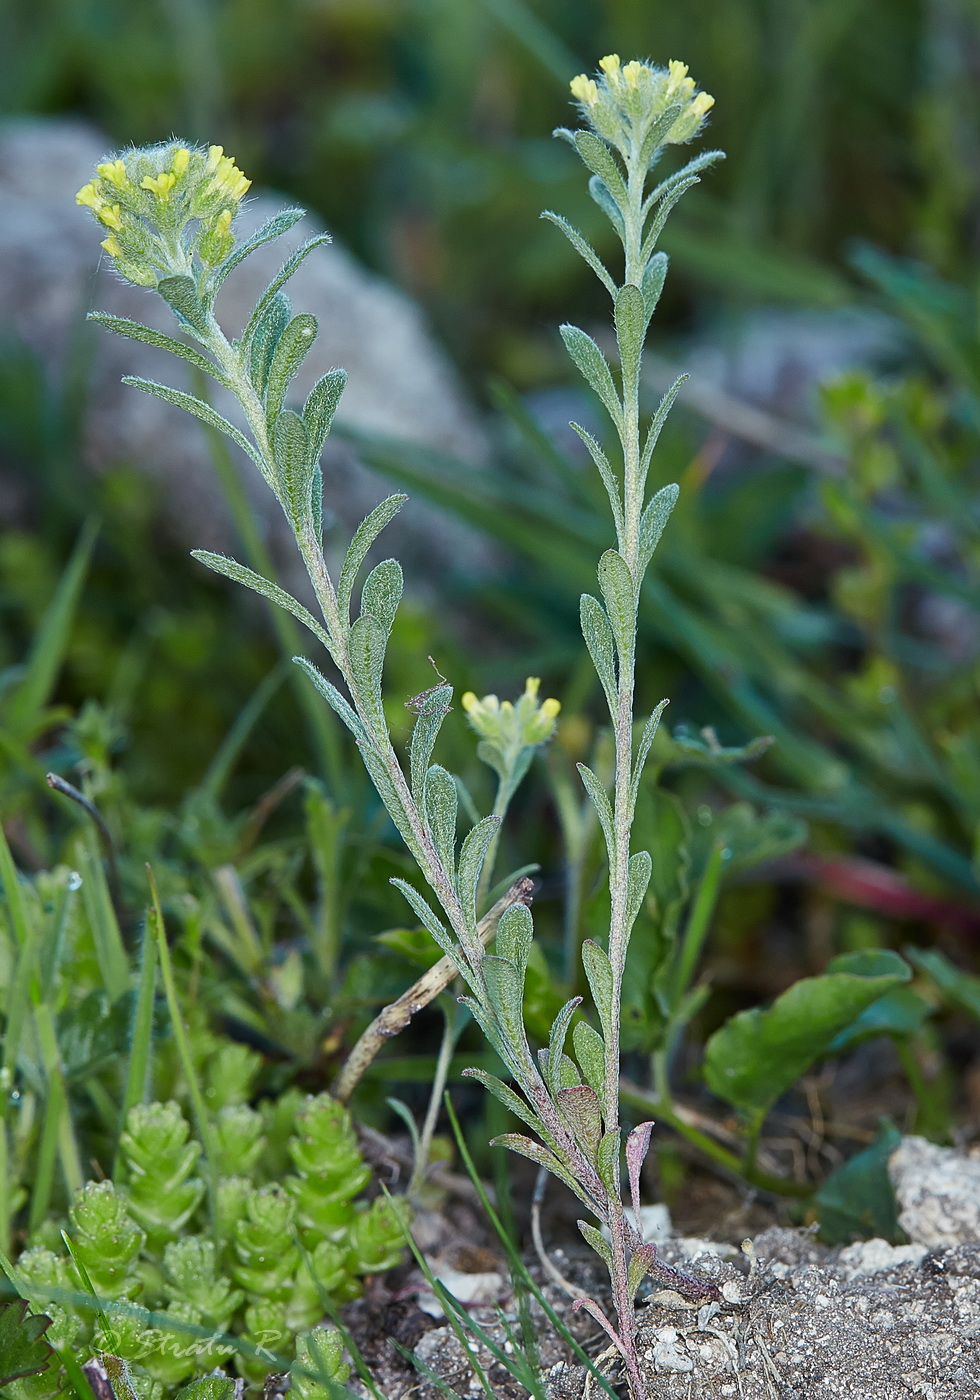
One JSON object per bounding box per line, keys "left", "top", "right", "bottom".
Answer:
{"left": 76, "top": 58, "right": 719, "bottom": 1398}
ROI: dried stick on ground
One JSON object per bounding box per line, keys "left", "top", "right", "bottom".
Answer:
{"left": 333, "top": 876, "right": 535, "bottom": 1103}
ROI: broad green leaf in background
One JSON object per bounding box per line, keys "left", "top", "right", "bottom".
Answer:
{"left": 0, "top": 1300, "right": 54, "bottom": 1389}
{"left": 703, "top": 950, "right": 911, "bottom": 1118}
{"left": 815, "top": 1121, "right": 903, "bottom": 1245}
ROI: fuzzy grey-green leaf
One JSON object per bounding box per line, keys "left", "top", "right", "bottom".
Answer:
{"left": 573, "top": 131, "right": 627, "bottom": 205}
{"left": 495, "top": 902, "right": 532, "bottom": 983}
{"left": 630, "top": 700, "right": 669, "bottom": 808}
{"left": 483, "top": 955, "right": 526, "bottom": 1045}
{"left": 121, "top": 378, "right": 266, "bottom": 476}
{"left": 557, "top": 1085, "right": 603, "bottom": 1157}
{"left": 423, "top": 764, "right": 457, "bottom": 877}
{"left": 191, "top": 551, "right": 330, "bottom": 649}
{"left": 390, "top": 878, "right": 459, "bottom": 965}
{"left": 338, "top": 496, "right": 407, "bottom": 623}
{"left": 241, "top": 235, "right": 331, "bottom": 351}
{"left": 360, "top": 558, "right": 403, "bottom": 637}
{"left": 272, "top": 410, "right": 314, "bottom": 525}
{"left": 597, "top": 549, "right": 635, "bottom": 663}
{"left": 545, "top": 996, "right": 583, "bottom": 1098}
{"left": 491, "top": 1134, "right": 591, "bottom": 1207}
{"left": 88, "top": 314, "right": 226, "bottom": 385}
{"left": 572, "top": 1020, "right": 607, "bottom": 1108}
{"left": 303, "top": 369, "right": 347, "bottom": 460}
{"left": 638, "top": 483, "right": 680, "bottom": 575}
{"left": 576, "top": 763, "right": 615, "bottom": 865}
{"left": 578, "top": 1220, "right": 613, "bottom": 1270}
{"left": 625, "top": 850, "right": 652, "bottom": 933}
{"left": 581, "top": 939, "right": 615, "bottom": 1039}
{"left": 638, "top": 101, "right": 684, "bottom": 167}
{"left": 540, "top": 211, "right": 616, "bottom": 297}
{"left": 409, "top": 689, "right": 453, "bottom": 800}
{"left": 614, "top": 283, "right": 647, "bottom": 388}
{"left": 348, "top": 613, "right": 387, "bottom": 732}
{"left": 596, "top": 1130, "right": 620, "bottom": 1196}
{"left": 588, "top": 174, "right": 625, "bottom": 239}
{"left": 641, "top": 253, "right": 669, "bottom": 319}
{"left": 157, "top": 275, "right": 209, "bottom": 332}
{"left": 457, "top": 816, "right": 501, "bottom": 927}
{"left": 208, "top": 208, "right": 306, "bottom": 295}
{"left": 293, "top": 658, "right": 362, "bottom": 738}
{"left": 461, "top": 1068, "right": 544, "bottom": 1139}
{"left": 249, "top": 291, "right": 290, "bottom": 399}
{"left": 560, "top": 325, "right": 622, "bottom": 428}
{"left": 580, "top": 594, "right": 618, "bottom": 717}
{"left": 569, "top": 423, "right": 622, "bottom": 533}
{"left": 266, "top": 313, "right": 318, "bottom": 424}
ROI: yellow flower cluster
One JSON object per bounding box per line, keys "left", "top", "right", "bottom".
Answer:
{"left": 569, "top": 54, "right": 714, "bottom": 151}
{"left": 74, "top": 141, "right": 252, "bottom": 287}
{"left": 462, "top": 677, "right": 561, "bottom": 754}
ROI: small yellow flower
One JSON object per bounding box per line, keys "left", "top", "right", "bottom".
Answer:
{"left": 691, "top": 91, "right": 715, "bottom": 118}
{"left": 622, "top": 60, "right": 647, "bottom": 89}
{"left": 75, "top": 181, "right": 103, "bottom": 210}
{"left": 97, "top": 203, "right": 123, "bottom": 231}
{"left": 101, "top": 234, "right": 122, "bottom": 258}
{"left": 97, "top": 159, "right": 129, "bottom": 189}
{"left": 206, "top": 145, "right": 251, "bottom": 201}
{"left": 569, "top": 74, "right": 599, "bottom": 106}
{"left": 141, "top": 171, "right": 177, "bottom": 199}
{"left": 599, "top": 54, "right": 621, "bottom": 83}
{"left": 171, "top": 147, "right": 191, "bottom": 177}
{"left": 213, "top": 208, "right": 233, "bottom": 236}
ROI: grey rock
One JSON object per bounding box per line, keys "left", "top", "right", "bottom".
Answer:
{"left": 0, "top": 118, "right": 491, "bottom": 591}
{"left": 890, "top": 1135, "right": 980, "bottom": 1247}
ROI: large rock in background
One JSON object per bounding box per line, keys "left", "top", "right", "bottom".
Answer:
{"left": 0, "top": 119, "right": 492, "bottom": 590}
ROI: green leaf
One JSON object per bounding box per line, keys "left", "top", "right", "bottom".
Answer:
{"left": 907, "top": 947, "right": 980, "bottom": 1022}
{"left": 490, "top": 1134, "right": 590, "bottom": 1207}
{"left": 0, "top": 1302, "right": 53, "bottom": 1388}
{"left": 568, "top": 422, "right": 623, "bottom": 534}
{"left": 293, "top": 658, "right": 363, "bottom": 738}
{"left": 577, "top": 1219, "right": 612, "bottom": 1270}
{"left": 557, "top": 1084, "right": 603, "bottom": 1157}
{"left": 337, "top": 496, "right": 408, "bottom": 623}
{"left": 272, "top": 410, "right": 314, "bottom": 524}
{"left": 348, "top": 613, "right": 387, "bottom": 732}
{"left": 641, "top": 176, "right": 700, "bottom": 265}
{"left": 360, "top": 558, "right": 403, "bottom": 637}
{"left": 540, "top": 211, "right": 616, "bottom": 297}
{"left": 588, "top": 174, "right": 625, "bottom": 239}
{"left": 157, "top": 274, "right": 209, "bottom": 332}
{"left": 829, "top": 986, "right": 932, "bottom": 1050}
{"left": 576, "top": 763, "right": 615, "bottom": 865}
{"left": 638, "top": 483, "right": 679, "bottom": 576}
{"left": 88, "top": 313, "right": 226, "bottom": 384}
{"left": 208, "top": 207, "right": 306, "bottom": 294}
{"left": 122, "top": 376, "right": 266, "bottom": 475}
{"left": 649, "top": 150, "right": 726, "bottom": 205}
{"left": 495, "top": 902, "right": 533, "bottom": 983}
{"left": 641, "top": 253, "right": 669, "bottom": 319}
{"left": 544, "top": 996, "right": 583, "bottom": 1098}
{"left": 560, "top": 325, "right": 623, "bottom": 429}
{"left": 596, "top": 1130, "right": 620, "bottom": 1196}
{"left": 639, "top": 378, "right": 686, "bottom": 490}
{"left": 580, "top": 594, "right": 618, "bottom": 717}
{"left": 423, "top": 764, "right": 458, "bottom": 876}
{"left": 572, "top": 1020, "right": 606, "bottom": 1107}
{"left": 703, "top": 950, "right": 911, "bottom": 1117}
{"left": 174, "top": 1377, "right": 238, "bottom": 1400}
{"left": 303, "top": 369, "right": 347, "bottom": 460}
{"left": 597, "top": 549, "right": 635, "bottom": 663}
{"left": 389, "top": 878, "right": 459, "bottom": 966}
{"left": 191, "top": 552, "right": 330, "bottom": 648}
{"left": 483, "top": 955, "right": 527, "bottom": 1047}
{"left": 815, "top": 1122, "right": 903, "bottom": 1246}
{"left": 4, "top": 519, "right": 96, "bottom": 738}
{"left": 457, "top": 816, "right": 501, "bottom": 927}
{"left": 638, "top": 102, "right": 685, "bottom": 167}
{"left": 361, "top": 742, "right": 423, "bottom": 862}
{"left": 266, "top": 312, "right": 318, "bottom": 424}
{"left": 581, "top": 939, "right": 615, "bottom": 1039}
{"left": 614, "top": 283, "right": 647, "bottom": 388}
{"left": 625, "top": 850, "right": 652, "bottom": 933}
{"left": 460, "top": 1068, "right": 544, "bottom": 1139}
{"left": 241, "top": 235, "right": 331, "bottom": 352}
{"left": 409, "top": 687, "right": 454, "bottom": 799}
{"left": 629, "top": 700, "right": 669, "bottom": 808}
{"left": 248, "top": 290, "right": 290, "bottom": 399}
{"left": 573, "top": 132, "right": 627, "bottom": 206}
